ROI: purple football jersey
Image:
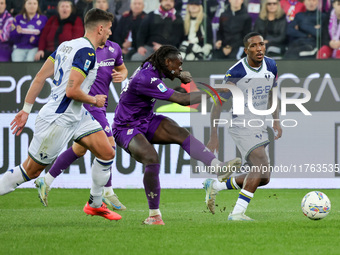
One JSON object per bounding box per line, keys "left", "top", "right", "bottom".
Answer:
{"left": 84, "top": 40, "right": 124, "bottom": 110}
{"left": 113, "top": 62, "right": 175, "bottom": 127}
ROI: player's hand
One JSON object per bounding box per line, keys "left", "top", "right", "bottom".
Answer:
{"left": 215, "top": 40, "right": 222, "bottom": 49}
{"left": 94, "top": 95, "right": 107, "bottom": 108}
{"left": 10, "top": 110, "right": 29, "bottom": 136}
{"left": 207, "top": 135, "right": 219, "bottom": 153}
{"left": 138, "top": 46, "right": 147, "bottom": 56}
{"left": 273, "top": 120, "right": 282, "bottom": 140}
{"left": 179, "top": 71, "right": 192, "bottom": 84}
{"left": 34, "top": 50, "right": 44, "bottom": 61}
{"left": 112, "top": 69, "right": 124, "bottom": 83}
{"left": 152, "top": 42, "right": 162, "bottom": 51}
{"left": 16, "top": 25, "right": 22, "bottom": 33}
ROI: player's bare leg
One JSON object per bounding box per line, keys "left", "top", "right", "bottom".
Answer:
{"left": 228, "top": 146, "right": 270, "bottom": 221}
{"left": 0, "top": 156, "right": 45, "bottom": 195}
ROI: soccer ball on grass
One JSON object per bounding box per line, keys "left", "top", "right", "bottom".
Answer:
{"left": 301, "top": 191, "right": 331, "bottom": 220}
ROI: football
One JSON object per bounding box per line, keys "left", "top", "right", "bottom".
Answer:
{"left": 301, "top": 191, "right": 331, "bottom": 220}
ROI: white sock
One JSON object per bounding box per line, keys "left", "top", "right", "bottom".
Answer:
{"left": 231, "top": 189, "right": 254, "bottom": 215}
{"left": 210, "top": 158, "right": 221, "bottom": 168}
{"left": 213, "top": 180, "right": 227, "bottom": 191}
{"left": 149, "top": 209, "right": 161, "bottom": 217}
{"left": 232, "top": 177, "right": 240, "bottom": 189}
{"left": 90, "top": 157, "right": 113, "bottom": 208}
{"left": 0, "top": 165, "right": 29, "bottom": 195}
{"left": 44, "top": 172, "right": 55, "bottom": 187}
{"left": 103, "top": 186, "right": 115, "bottom": 197}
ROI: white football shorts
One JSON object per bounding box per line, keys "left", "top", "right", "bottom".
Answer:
{"left": 228, "top": 127, "right": 270, "bottom": 164}
{"left": 28, "top": 111, "right": 102, "bottom": 165}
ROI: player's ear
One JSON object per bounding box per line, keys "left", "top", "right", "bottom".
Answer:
{"left": 98, "top": 25, "right": 104, "bottom": 35}
{"left": 165, "top": 58, "right": 171, "bottom": 68}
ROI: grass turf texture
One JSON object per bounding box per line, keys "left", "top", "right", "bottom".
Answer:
{"left": 0, "top": 188, "right": 339, "bottom": 255}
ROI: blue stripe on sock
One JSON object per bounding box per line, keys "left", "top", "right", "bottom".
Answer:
{"left": 226, "top": 178, "right": 233, "bottom": 189}
{"left": 19, "top": 165, "right": 31, "bottom": 181}
{"left": 96, "top": 159, "right": 113, "bottom": 166}
{"left": 239, "top": 192, "right": 251, "bottom": 203}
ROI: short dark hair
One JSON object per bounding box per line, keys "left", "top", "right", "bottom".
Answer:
{"left": 243, "top": 32, "right": 262, "bottom": 47}
{"left": 84, "top": 8, "right": 114, "bottom": 30}
{"left": 141, "top": 45, "right": 180, "bottom": 78}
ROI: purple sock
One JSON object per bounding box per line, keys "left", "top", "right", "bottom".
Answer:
{"left": 143, "top": 164, "right": 161, "bottom": 209}
{"left": 104, "top": 145, "right": 115, "bottom": 187}
{"left": 181, "top": 135, "right": 216, "bottom": 166}
{"left": 105, "top": 171, "right": 112, "bottom": 187}
{"left": 49, "top": 147, "right": 79, "bottom": 178}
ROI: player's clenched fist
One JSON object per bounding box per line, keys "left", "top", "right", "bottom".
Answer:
{"left": 94, "top": 95, "right": 107, "bottom": 108}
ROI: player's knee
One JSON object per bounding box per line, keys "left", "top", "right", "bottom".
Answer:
{"left": 260, "top": 176, "right": 270, "bottom": 186}
{"left": 143, "top": 154, "right": 159, "bottom": 165}
{"left": 98, "top": 148, "right": 115, "bottom": 161}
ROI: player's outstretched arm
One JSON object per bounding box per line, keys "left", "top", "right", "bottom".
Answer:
{"left": 206, "top": 100, "right": 224, "bottom": 153}
{"left": 65, "top": 69, "right": 107, "bottom": 107}
{"left": 269, "top": 89, "right": 282, "bottom": 140}
{"left": 11, "top": 59, "right": 54, "bottom": 136}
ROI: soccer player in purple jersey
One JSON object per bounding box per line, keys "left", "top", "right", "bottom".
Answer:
{"left": 34, "top": 39, "right": 128, "bottom": 211}
{"left": 112, "top": 45, "right": 242, "bottom": 225}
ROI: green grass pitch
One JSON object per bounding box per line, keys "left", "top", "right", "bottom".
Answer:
{"left": 0, "top": 188, "right": 339, "bottom": 255}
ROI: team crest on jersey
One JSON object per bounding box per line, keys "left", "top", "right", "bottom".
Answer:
{"left": 88, "top": 53, "right": 95, "bottom": 56}
{"left": 264, "top": 73, "right": 271, "bottom": 81}
{"left": 39, "top": 152, "right": 48, "bottom": 160}
{"left": 127, "top": 129, "right": 134, "bottom": 135}
{"left": 157, "top": 84, "right": 167, "bottom": 92}
{"left": 150, "top": 77, "right": 158, "bottom": 84}
{"left": 37, "top": 20, "right": 42, "bottom": 26}
{"left": 84, "top": 59, "right": 91, "bottom": 71}
{"left": 105, "top": 125, "right": 110, "bottom": 133}
{"left": 109, "top": 46, "right": 114, "bottom": 53}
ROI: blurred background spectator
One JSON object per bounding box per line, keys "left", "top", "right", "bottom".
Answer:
{"left": 109, "top": 0, "right": 131, "bottom": 20}
{"left": 285, "top": 0, "right": 326, "bottom": 59}
{"left": 213, "top": 0, "right": 252, "bottom": 59}
{"left": 75, "top": 0, "right": 92, "bottom": 21}
{"left": 6, "top": 0, "right": 24, "bottom": 16}
{"left": 131, "top": 0, "right": 184, "bottom": 61}
{"left": 317, "top": 0, "right": 340, "bottom": 59}
{"left": 114, "top": 0, "right": 146, "bottom": 59}
{"left": 93, "top": 0, "right": 118, "bottom": 41}
{"left": 206, "top": 0, "right": 226, "bottom": 47}
{"left": 253, "top": 0, "right": 287, "bottom": 58}
{"left": 245, "top": 0, "right": 261, "bottom": 27}
{"left": 280, "top": 0, "right": 306, "bottom": 22}
{"left": 40, "top": 0, "right": 60, "bottom": 18}
{"left": 34, "top": 0, "right": 83, "bottom": 61}
{"left": 144, "top": 0, "right": 159, "bottom": 13}
{"left": 10, "top": 0, "right": 47, "bottom": 62}
{"left": 0, "top": 0, "right": 13, "bottom": 61}
{"left": 179, "top": 0, "right": 213, "bottom": 60}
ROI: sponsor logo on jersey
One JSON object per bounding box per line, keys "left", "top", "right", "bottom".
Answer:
{"left": 157, "top": 83, "right": 167, "bottom": 92}
{"left": 88, "top": 53, "right": 95, "bottom": 56}
{"left": 127, "top": 129, "right": 134, "bottom": 135}
{"left": 151, "top": 77, "right": 158, "bottom": 84}
{"left": 98, "top": 60, "right": 116, "bottom": 67}
{"left": 84, "top": 59, "right": 91, "bottom": 71}
{"left": 255, "top": 134, "right": 262, "bottom": 140}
